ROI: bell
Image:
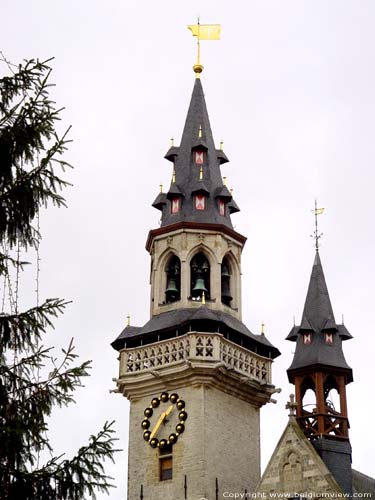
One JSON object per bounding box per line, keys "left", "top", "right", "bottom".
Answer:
{"left": 221, "top": 279, "right": 232, "bottom": 305}
{"left": 165, "top": 276, "right": 179, "bottom": 302}
{"left": 192, "top": 277, "right": 207, "bottom": 297}
{"left": 221, "top": 265, "right": 230, "bottom": 278}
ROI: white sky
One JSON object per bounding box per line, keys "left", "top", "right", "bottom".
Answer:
{"left": 2, "top": 1, "right": 375, "bottom": 498}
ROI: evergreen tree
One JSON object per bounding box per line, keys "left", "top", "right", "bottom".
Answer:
{"left": 0, "top": 57, "right": 118, "bottom": 500}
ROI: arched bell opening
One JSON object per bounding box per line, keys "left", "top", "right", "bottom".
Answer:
{"left": 190, "top": 252, "right": 210, "bottom": 301}
{"left": 301, "top": 376, "right": 316, "bottom": 412}
{"left": 221, "top": 257, "right": 232, "bottom": 306}
{"left": 165, "top": 255, "right": 181, "bottom": 303}
{"left": 324, "top": 375, "right": 340, "bottom": 413}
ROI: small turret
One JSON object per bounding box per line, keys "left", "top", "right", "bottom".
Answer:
{"left": 286, "top": 250, "right": 353, "bottom": 495}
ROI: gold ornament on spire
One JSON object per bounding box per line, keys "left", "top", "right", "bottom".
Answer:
{"left": 127, "top": 314, "right": 131, "bottom": 327}
{"left": 261, "top": 321, "right": 265, "bottom": 335}
{"left": 223, "top": 176, "right": 227, "bottom": 186}
{"left": 198, "top": 125, "right": 202, "bottom": 138}
{"left": 172, "top": 170, "right": 176, "bottom": 183}
{"left": 188, "top": 21, "right": 221, "bottom": 77}
{"left": 220, "top": 140, "right": 224, "bottom": 151}
{"left": 159, "top": 183, "right": 163, "bottom": 192}
{"left": 199, "top": 166, "right": 203, "bottom": 180}
{"left": 170, "top": 137, "right": 174, "bottom": 147}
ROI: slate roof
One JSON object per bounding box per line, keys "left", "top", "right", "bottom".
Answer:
{"left": 111, "top": 307, "right": 280, "bottom": 359}
{"left": 154, "top": 78, "right": 239, "bottom": 228}
{"left": 287, "top": 251, "right": 353, "bottom": 381}
{"left": 352, "top": 469, "right": 375, "bottom": 495}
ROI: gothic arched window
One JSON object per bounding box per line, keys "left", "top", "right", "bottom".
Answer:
{"left": 165, "top": 255, "right": 181, "bottom": 303}
{"left": 221, "top": 257, "right": 232, "bottom": 306}
{"left": 190, "top": 252, "right": 210, "bottom": 300}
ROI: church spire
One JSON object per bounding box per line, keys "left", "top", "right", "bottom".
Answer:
{"left": 286, "top": 250, "right": 353, "bottom": 377}
{"left": 153, "top": 76, "right": 237, "bottom": 229}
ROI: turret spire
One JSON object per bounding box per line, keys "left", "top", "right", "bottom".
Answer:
{"left": 286, "top": 251, "right": 353, "bottom": 376}
{"left": 153, "top": 76, "right": 238, "bottom": 229}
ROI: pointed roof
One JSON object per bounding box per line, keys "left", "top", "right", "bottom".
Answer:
{"left": 301, "top": 252, "right": 336, "bottom": 332}
{"left": 155, "top": 78, "right": 239, "bottom": 228}
{"left": 255, "top": 416, "right": 345, "bottom": 496}
{"left": 287, "top": 251, "right": 353, "bottom": 380}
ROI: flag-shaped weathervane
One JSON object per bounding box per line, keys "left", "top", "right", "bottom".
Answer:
{"left": 188, "top": 21, "right": 221, "bottom": 76}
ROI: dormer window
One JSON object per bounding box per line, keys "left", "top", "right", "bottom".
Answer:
{"left": 195, "top": 194, "right": 206, "bottom": 211}
{"left": 303, "top": 333, "right": 312, "bottom": 345}
{"left": 325, "top": 333, "right": 333, "bottom": 345}
{"left": 171, "top": 197, "right": 180, "bottom": 214}
{"left": 218, "top": 199, "right": 225, "bottom": 216}
{"left": 195, "top": 150, "right": 204, "bottom": 165}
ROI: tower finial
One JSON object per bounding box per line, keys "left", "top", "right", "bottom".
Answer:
{"left": 170, "top": 137, "right": 174, "bottom": 147}
{"left": 285, "top": 394, "right": 298, "bottom": 417}
{"left": 199, "top": 166, "right": 203, "bottom": 180}
{"left": 310, "top": 199, "right": 325, "bottom": 251}
{"left": 188, "top": 21, "right": 221, "bottom": 77}
{"left": 261, "top": 321, "right": 265, "bottom": 335}
{"left": 126, "top": 314, "right": 130, "bottom": 327}
{"left": 172, "top": 170, "right": 176, "bottom": 183}
{"left": 159, "top": 183, "right": 163, "bottom": 192}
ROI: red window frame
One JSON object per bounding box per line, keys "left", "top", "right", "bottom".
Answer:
{"left": 195, "top": 150, "right": 204, "bottom": 165}
{"left": 303, "top": 333, "right": 312, "bottom": 345}
{"left": 325, "top": 333, "right": 333, "bottom": 345}
{"left": 195, "top": 194, "right": 206, "bottom": 211}
{"left": 218, "top": 199, "right": 225, "bottom": 216}
{"left": 171, "top": 197, "right": 180, "bottom": 214}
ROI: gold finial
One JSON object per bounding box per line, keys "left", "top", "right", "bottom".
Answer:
{"left": 220, "top": 140, "right": 224, "bottom": 151}
{"left": 230, "top": 187, "right": 233, "bottom": 195}
{"left": 223, "top": 176, "right": 227, "bottom": 186}
{"left": 198, "top": 125, "right": 202, "bottom": 138}
{"left": 170, "top": 137, "right": 174, "bottom": 147}
{"left": 199, "top": 166, "right": 203, "bottom": 180}
{"left": 172, "top": 170, "right": 176, "bottom": 183}
{"left": 202, "top": 291, "right": 206, "bottom": 305}
{"left": 126, "top": 314, "right": 130, "bottom": 327}
{"left": 188, "top": 21, "right": 221, "bottom": 78}
{"left": 311, "top": 199, "right": 325, "bottom": 251}
{"left": 159, "top": 183, "right": 163, "bottom": 192}
{"left": 261, "top": 321, "right": 265, "bottom": 335}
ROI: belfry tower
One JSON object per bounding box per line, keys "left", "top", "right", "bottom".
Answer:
{"left": 286, "top": 250, "right": 354, "bottom": 494}
{"left": 111, "top": 59, "right": 280, "bottom": 498}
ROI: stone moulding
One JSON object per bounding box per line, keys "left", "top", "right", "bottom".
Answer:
{"left": 116, "top": 331, "right": 277, "bottom": 406}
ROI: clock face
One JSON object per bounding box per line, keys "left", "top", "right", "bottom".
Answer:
{"left": 141, "top": 392, "right": 187, "bottom": 449}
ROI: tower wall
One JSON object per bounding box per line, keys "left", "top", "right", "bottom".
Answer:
{"left": 127, "top": 384, "right": 260, "bottom": 500}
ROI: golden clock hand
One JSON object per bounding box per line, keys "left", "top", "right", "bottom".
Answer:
{"left": 149, "top": 411, "right": 166, "bottom": 441}
{"left": 164, "top": 404, "right": 174, "bottom": 418}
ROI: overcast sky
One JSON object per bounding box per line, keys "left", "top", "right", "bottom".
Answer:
{"left": 2, "top": 1, "right": 375, "bottom": 498}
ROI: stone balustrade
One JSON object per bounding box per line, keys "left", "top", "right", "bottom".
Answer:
{"left": 119, "top": 332, "right": 272, "bottom": 385}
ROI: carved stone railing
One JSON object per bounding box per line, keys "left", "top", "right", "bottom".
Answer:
{"left": 119, "top": 332, "right": 272, "bottom": 385}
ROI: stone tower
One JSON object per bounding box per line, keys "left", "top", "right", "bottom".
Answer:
{"left": 286, "top": 250, "right": 354, "bottom": 495}
{"left": 111, "top": 69, "right": 280, "bottom": 500}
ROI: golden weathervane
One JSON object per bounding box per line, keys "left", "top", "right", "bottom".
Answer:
{"left": 188, "top": 20, "right": 221, "bottom": 76}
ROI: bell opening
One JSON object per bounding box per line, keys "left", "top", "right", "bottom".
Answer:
{"left": 165, "top": 255, "right": 181, "bottom": 303}
{"left": 190, "top": 252, "right": 210, "bottom": 300}
{"left": 221, "top": 257, "right": 232, "bottom": 306}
